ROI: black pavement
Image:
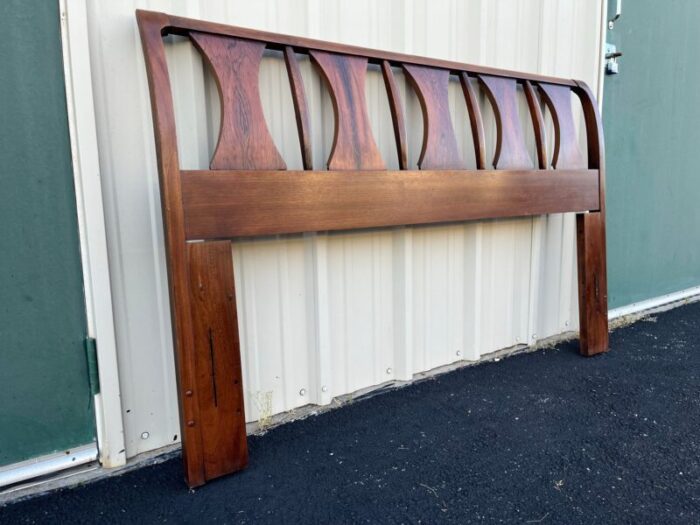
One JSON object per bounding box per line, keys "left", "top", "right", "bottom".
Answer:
{"left": 2, "top": 302, "right": 699, "bottom": 524}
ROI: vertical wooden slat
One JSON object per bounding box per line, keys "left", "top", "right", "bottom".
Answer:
{"left": 523, "top": 80, "right": 547, "bottom": 169}
{"left": 403, "top": 64, "right": 464, "bottom": 169}
{"left": 381, "top": 60, "right": 408, "bottom": 170}
{"left": 310, "top": 51, "right": 385, "bottom": 170}
{"left": 187, "top": 241, "right": 248, "bottom": 479}
{"left": 459, "top": 72, "right": 486, "bottom": 169}
{"left": 190, "top": 32, "right": 286, "bottom": 170}
{"left": 283, "top": 46, "right": 313, "bottom": 170}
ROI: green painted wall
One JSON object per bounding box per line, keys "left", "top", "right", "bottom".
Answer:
{"left": 0, "top": 1, "right": 95, "bottom": 466}
{"left": 604, "top": 0, "right": 700, "bottom": 309}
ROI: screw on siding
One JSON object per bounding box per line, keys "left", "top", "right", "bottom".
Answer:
{"left": 141, "top": 432, "right": 149, "bottom": 440}
{"left": 386, "top": 367, "right": 392, "bottom": 375}
{"left": 565, "top": 320, "right": 570, "bottom": 327}
{"left": 456, "top": 350, "right": 462, "bottom": 357}
{"left": 321, "top": 386, "right": 328, "bottom": 393}
{"left": 299, "top": 388, "right": 306, "bottom": 396}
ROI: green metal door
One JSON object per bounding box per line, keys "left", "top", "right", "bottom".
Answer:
{"left": 0, "top": 0, "right": 96, "bottom": 467}
{"left": 604, "top": 0, "right": 700, "bottom": 308}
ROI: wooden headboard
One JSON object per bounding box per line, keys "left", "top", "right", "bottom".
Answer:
{"left": 136, "top": 9, "right": 608, "bottom": 487}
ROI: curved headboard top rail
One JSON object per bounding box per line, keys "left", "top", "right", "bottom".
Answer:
{"left": 140, "top": 9, "right": 579, "bottom": 86}
{"left": 136, "top": 9, "right": 608, "bottom": 488}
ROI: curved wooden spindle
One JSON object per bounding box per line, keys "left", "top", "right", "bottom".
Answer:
{"left": 283, "top": 46, "right": 313, "bottom": 170}
{"left": 538, "top": 83, "right": 586, "bottom": 169}
{"left": 459, "top": 72, "right": 486, "bottom": 169}
{"left": 190, "top": 32, "right": 286, "bottom": 170}
{"left": 310, "top": 51, "right": 385, "bottom": 170}
{"left": 523, "top": 80, "right": 547, "bottom": 169}
{"left": 478, "top": 75, "right": 533, "bottom": 169}
{"left": 403, "top": 64, "right": 464, "bottom": 169}
{"left": 381, "top": 61, "right": 408, "bottom": 170}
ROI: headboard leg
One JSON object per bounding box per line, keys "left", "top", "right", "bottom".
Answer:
{"left": 185, "top": 241, "right": 248, "bottom": 483}
{"left": 576, "top": 212, "right": 609, "bottom": 356}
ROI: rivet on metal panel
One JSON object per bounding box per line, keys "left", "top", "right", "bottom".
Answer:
{"left": 321, "top": 386, "right": 328, "bottom": 393}
{"left": 386, "top": 368, "right": 392, "bottom": 375}
{"left": 299, "top": 388, "right": 306, "bottom": 396}
{"left": 141, "top": 432, "right": 150, "bottom": 440}
{"left": 456, "top": 350, "right": 462, "bottom": 357}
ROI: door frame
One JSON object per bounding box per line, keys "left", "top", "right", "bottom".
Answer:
{"left": 59, "top": 0, "right": 126, "bottom": 470}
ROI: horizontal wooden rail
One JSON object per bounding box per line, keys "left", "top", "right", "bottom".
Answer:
{"left": 181, "top": 169, "right": 600, "bottom": 240}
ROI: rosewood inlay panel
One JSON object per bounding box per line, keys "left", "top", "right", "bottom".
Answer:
{"left": 479, "top": 75, "right": 533, "bottom": 169}
{"left": 404, "top": 64, "right": 463, "bottom": 169}
{"left": 190, "top": 32, "right": 285, "bottom": 170}
{"left": 539, "top": 83, "right": 586, "bottom": 169}
{"left": 310, "top": 51, "right": 384, "bottom": 170}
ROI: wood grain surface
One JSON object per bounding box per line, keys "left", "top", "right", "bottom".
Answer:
{"left": 539, "top": 83, "right": 586, "bottom": 169}
{"left": 381, "top": 61, "right": 408, "bottom": 170}
{"left": 283, "top": 46, "right": 313, "bottom": 170}
{"left": 310, "top": 51, "right": 385, "bottom": 170}
{"left": 187, "top": 241, "right": 248, "bottom": 480}
{"left": 523, "top": 80, "right": 547, "bottom": 169}
{"left": 404, "top": 64, "right": 464, "bottom": 169}
{"left": 180, "top": 169, "right": 599, "bottom": 239}
{"left": 479, "top": 75, "right": 533, "bottom": 169}
{"left": 190, "top": 32, "right": 286, "bottom": 170}
{"left": 459, "top": 72, "right": 486, "bottom": 169}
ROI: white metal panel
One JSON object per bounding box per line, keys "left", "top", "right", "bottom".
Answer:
{"left": 85, "top": 0, "right": 604, "bottom": 458}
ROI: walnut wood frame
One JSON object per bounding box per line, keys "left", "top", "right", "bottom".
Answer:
{"left": 136, "top": 10, "right": 609, "bottom": 488}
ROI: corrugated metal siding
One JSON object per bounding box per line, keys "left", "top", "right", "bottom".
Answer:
{"left": 86, "top": 0, "right": 603, "bottom": 458}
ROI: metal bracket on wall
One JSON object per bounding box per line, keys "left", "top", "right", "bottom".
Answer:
{"left": 605, "top": 44, "right": 622, "bottom": 75}
{"left": 85, "top": 337, "right": 100, "bottom": 396}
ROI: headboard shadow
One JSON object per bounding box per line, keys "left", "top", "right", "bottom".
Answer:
{"left": 136, "top": 9, "right": 608, "bottom": 487}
